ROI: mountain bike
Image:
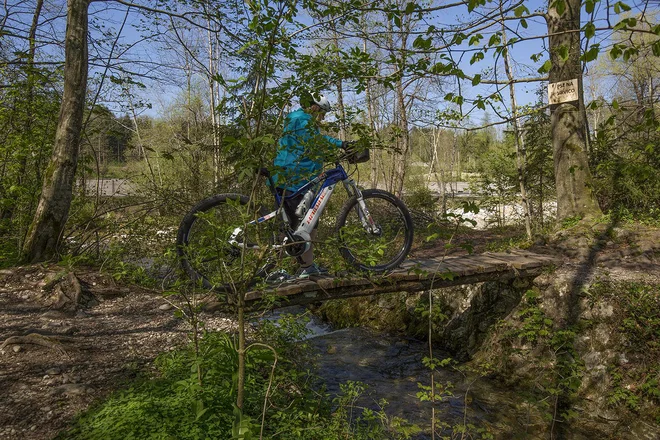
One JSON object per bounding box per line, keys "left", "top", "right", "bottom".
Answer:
{"left": 176, "top": 149, "right": 414, "bottom": 291}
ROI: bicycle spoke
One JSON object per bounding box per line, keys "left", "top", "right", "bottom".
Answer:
{"left": 337, "top": 189, "right": 413, "bottom": 272}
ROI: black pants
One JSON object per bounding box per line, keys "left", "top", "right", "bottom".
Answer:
{"left": 276, "top": 187, "right": 303, "bottom": 227}
{"left": 276, "top": 187, "right": 317, "bottom": 267}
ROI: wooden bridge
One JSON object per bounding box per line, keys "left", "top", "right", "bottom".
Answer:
{"left": 243, "top": 250, "right": 561, "bottom": 309}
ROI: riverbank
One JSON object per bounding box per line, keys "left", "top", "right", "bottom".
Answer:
{"left": 315, "top": 222, "right": 660, "bottom": 439}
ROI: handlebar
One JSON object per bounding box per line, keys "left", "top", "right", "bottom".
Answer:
{"left": 340, "top": 142, "right": 370, "bottom": 164}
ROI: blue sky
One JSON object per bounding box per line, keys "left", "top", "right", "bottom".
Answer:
{"left": 88, "top": 0, "right": 656, "bottom": 128}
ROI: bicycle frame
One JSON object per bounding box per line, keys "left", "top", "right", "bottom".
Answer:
{"left": 228, "top": 163, "right": 378, "bottom": 251}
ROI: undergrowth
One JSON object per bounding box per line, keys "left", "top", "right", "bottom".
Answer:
{"left": 58, "top": 315, "right": 419, "bottom": 440}
{"left": 588, "top": 280, "right": 660, "bottom": 421}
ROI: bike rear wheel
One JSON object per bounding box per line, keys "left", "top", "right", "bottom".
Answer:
{"left": 176, "top": 194, "right": 271, "bottom": 291}
{"left": 336, "top": 189, "right": 413, "bottom": 272}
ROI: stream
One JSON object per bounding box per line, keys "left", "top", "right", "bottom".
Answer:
{"left": 266, "top": 306, "right": 535, "bottom": 439}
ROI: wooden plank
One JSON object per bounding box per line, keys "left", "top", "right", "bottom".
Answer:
{"left": 483, "top": 252, "right": 545, "bottom": 269}
{"left": 460, "top": 254, "right": 510, "bottom": 272}
{"left": 244, "top": 265, "right": 550, "bottom": 309}
{"left": 506, "top": 250, "right": 561, "bottom": 265}
{"left": 242, "top": 250, "right": 562, "bottom": 305}
{"left": 442, "top": 255, "right": 501, "bottom": 275}
{"left": 391, "top": 260, "right": 453, "bottom": 281}
{"left": 431, "top": 257, "right": 471, "bottom": 276}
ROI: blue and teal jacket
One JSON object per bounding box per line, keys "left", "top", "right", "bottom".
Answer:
{"left": 273, "top": 108, "right": 343, "bottom": 192}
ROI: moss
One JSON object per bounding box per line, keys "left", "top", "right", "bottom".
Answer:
{"left": 314, "top": 293, "right": 412, "bottom": 332}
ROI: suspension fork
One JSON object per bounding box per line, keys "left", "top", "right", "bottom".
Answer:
{"left": 342, "top": 179, "right": 381, "bottom": 234}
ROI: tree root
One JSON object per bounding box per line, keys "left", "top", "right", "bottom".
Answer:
{"left": 50, "top": 272, "right": 84, "bottom": 312}
{"left": 1, "top": 333, "right": 71, "bottom": 358}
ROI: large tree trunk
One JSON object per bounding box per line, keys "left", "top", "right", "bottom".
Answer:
{"left": 547, "top": 0, "right": 601, "bottom": 222}
{"left": 22, "top": 0, "right": 89, "bottom": 263}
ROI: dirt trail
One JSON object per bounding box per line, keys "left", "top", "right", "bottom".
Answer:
{"left": 0, "top": 267, "right": 232, "bottom": 440}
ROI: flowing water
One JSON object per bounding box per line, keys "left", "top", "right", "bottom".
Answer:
{"left": 266, "top": 307, "right": 534, "bottom": 439}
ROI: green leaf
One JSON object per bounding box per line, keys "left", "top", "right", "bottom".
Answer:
{"left": 488, "top": 33, "right": 501, "bottom": 47}
{"left": 554, "top": 0, "right": 566, "bottom": 15}
{"left": 585, "top": 0, "right": 595, "bottom": 13}
{"left": 470, "top": 51, "right": 485, "bottom": 64}
{"left": 614, "top": 17, "right": 636, "bottom": 30}
{"left": 584, "top": 21, "right": 596, "bottom": 38}
{"left": 514, "top": 5, "right": 528, "bottom": 16}
{"left": 652, "top": 40, "right": 660, "bottom": 57}
{"left": 453, "top": 32, "right": 467, "bottom": 45}
{"left": 413, "top": 35, "right": 432, "bottom": 50}
{"left": 614, "top": 1, "right": 631, "bottom": 13}
{"left": 558, "top": 44, "right": 569, "bottom": 61}
{"left": 622, "top": 47, "right": 638, "bottom": 62}
{"left": 404, "top": 1, "right": 417, "bottom": 14}
{"left": 537, "top": 59, "right": 552, "bottom": 74}
{"left": 468, "top": 34, "right": 483, "bottom": 46}
{"left": 195, "top": 400, "right": 208, "bottom": 420}
{"left": 581, "top": 45, "right": 599, "bottom": 62}
{"left": 471, "top": 74, "right": 482, "bottom": 86}
{"left": 520, "top": 18, "right": 528, "bottom": 29}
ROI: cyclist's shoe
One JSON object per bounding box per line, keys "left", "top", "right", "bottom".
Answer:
{"left": 265, "top": 270, "right": 292, "bottom": 284}
{"left": 296, "top": 263, "right": 329, "bottom": 279}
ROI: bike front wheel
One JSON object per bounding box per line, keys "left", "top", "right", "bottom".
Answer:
{"left": 336, "top": 189, "right": 413, "bottom": 272}
{"left": 176, "top": 194, "right": 270, "bottom": 291}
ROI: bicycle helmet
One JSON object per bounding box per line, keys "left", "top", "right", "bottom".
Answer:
{"left": 301, "top": 91, "right": 332, "bottom": 112}
{"left": 312, "top": 93, "right": 332, "bottom": 112}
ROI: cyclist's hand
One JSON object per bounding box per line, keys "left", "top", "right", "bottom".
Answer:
{"left": 341, "top": 140, "right": 356, "bottom": 152}
{"left": 340, "top": 141, "right": 370, "bottom": 164}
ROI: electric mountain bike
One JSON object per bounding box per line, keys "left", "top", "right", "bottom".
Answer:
{"left": 176, "top": 151, "right": 414, "bottom": 291}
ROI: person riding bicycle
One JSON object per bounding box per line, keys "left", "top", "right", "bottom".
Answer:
{"left": 272, "top": 91, "right": 344, "bottom": 279}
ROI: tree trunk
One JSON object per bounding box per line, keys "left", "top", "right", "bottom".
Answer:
{"left": 500, "top": 5, "right": 532, "bottom": 239}
{"left": 22, "top": 0, "right": 89, "bottom": 263}
{"left": 393, "top": 78, "right": 410, "bottom": 198}
{"left": 547, "top": 0, "right": 601, "bottom": 222}
{"left": 207, "top": 13, "right": 220, "bottom": 187}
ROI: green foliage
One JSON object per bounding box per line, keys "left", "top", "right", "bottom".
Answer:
{"left": 469, "top": 140, "right": 517, "bottom": 228}
{"left": 413, "top": 295, "right": 449, "bottom": 335}
{"left": 588, "top": 17, "right": 660, "bottom": 222}
{"left": 0, "top": 63, "right": 61, "bottom": 263}
{"left": 591, "top": 114, "right": 660, "bottom": 220}
{"left": 60, "top": 196, "right": 179, "bottom": 287}
{"left": 588, "top": 280, "right": 660, "bottom": 418}
{"left": 405, "top": 185, "right": 437, "bottom": 214}
{"left": 511, "top": 290, "right": 554, "bottom": 345}
{"left": 521, "top": 93, "right": 555, "bottom": 230}
{"left": 496, "top": 289, "right": 585, "bottom": 423}
{"left": 59, "top": 325, "right": 417, "bottom": 440}
{"left": 559, "top": 215, "right": 582, "bottom": 229}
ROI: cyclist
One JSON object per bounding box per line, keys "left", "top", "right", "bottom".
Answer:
{"left": 272, "top": 91, "right": 344, "bottom": 279}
